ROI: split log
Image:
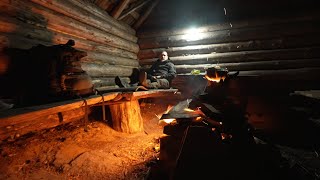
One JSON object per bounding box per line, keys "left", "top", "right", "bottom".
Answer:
{"left": 81, "top": 63, "right": 135, "bottom": 77}
{"left": 0, "top": 5, "right": 139, "bottom": 53}
{"left": 138, "top": 35, "right": 320, "bottom": 59}
{"left": 28, "top": 0, "right": 137, "bottom": 42}
{"left": 109, "top": 100, "right": 143, "bottom": 133}
{"left": 138, "top": 21, "right": 320, "bottom": 49}
{"left": 0, "top": 108, "right": 88, "bottom": 141}
{"left": 83, "top": 52, "right": 139, "bottom": 67}
{"left": 140, "top": 47, "right": 320, "bottom": 65}
{"left": 172, "top": 59, "right": 320, "bottom": 74}
{"left": 137, "top": 13, "right": 320, "bottom": 38}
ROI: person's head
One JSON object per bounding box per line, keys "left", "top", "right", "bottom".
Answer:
{"left": 159, "top": 51, "right": 169, "bottom": 61}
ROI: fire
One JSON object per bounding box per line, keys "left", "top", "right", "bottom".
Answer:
{"left": 184, "top": 108, "right": 195, "bottom": 112}
{"left": 165, "top": 105, "right": 173, "bottom": 113}
{"left": 163, "top": 118, "right": 176, "bottom": 123}
{"left": 205, "top": 72, "right": 225, "bottom": 82}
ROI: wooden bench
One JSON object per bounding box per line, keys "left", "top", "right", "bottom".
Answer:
{"left": 0, "top": 89, "right": 180, "bottom": 141}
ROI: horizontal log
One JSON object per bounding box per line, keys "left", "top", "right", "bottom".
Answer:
{"left": 172, "top": 59, "right": 320, "bottom": 74}
{"left": 140, "top": 47, "right": 320, "bottom": 65}
{"left": 137, "top": 12, "right": 320, "bottom": 38}
{"left": 68, "top": 0, "right": 135, "bottom": 34}
{"left": 83, "top": 52, "right": 139, "bottom": 67}
{"left": 138, "top": 35, "right": 320, "bottom": 59}
{"left": 138, "top": 21, "right": 320, "bottom": 49}
{"left": 28, "top": 0, "right": 137, "bottom": 41}
{"left": 81, "top": 63, "right": 135, "bottom": 77}
{"left": 0, "top": 32, "right": 137, "bottom": 61}
{"left": 0, "top": 5, "right": 139, "bottom": 53}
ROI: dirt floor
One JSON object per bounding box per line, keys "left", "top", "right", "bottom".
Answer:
{"left": 0, "top": 98, "right": 177, "bottom": 180}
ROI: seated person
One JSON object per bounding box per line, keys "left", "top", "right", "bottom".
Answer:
{"left": 139, "top": 51, "right": 176, "bottom": 89}
{"left": 115, "top": 51, "right": 176, "bottom": 89}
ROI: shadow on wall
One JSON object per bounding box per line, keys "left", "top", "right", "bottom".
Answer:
{"left": 0, "top": 7, "right": 54, "bottom": 107}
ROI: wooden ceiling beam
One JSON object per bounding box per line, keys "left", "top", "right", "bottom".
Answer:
{"left": 111, "top": 0, "right": 131, "bottom": 19}
{"left": 133, "top": 0, "right": 159, "bottom": 30}
{"left": 118, "top": 0, "right": 152, "bottom": 20}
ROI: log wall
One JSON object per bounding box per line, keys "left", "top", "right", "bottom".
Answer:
{"left": 137, "top": 13, "right": 320, "bottom": 93}
{"left": 0, "top": 0, "right": 140, "bottom": 97}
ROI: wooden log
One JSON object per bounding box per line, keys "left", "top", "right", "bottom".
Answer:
{"left": 0, "top": 32, "right": 137, "bottom": 60}
{"left": 68, "top": 0, "right": 135, "bottom": 34}
{"left": 28, "top": 0, "right": 137, "bottom": 42}
{"left": 83, "top": 52, "right": 139, "bottom": 67}
{"left": 137, "top": 13, "right": 320, "bottom": 38}
{"left": 140, "top": 47, "right": 320, "bottom": 65}
{"left": 95, "top": 0, "right": 113, "bottom": 10}
{"left": 138, "top": 35, "right": 320, "bottom": 59}
{"left": 172, "top": 58, "right": 320, "bottom": 74}
{"left": 133, "top": 0, "right": 160, "bottom": 30}
{"left": 111, "top": 0, "right": 131, "bottom": 19}
{"left": 109, "top": 100, "right": 143, "bottom": 133}
{"left": 0, "top": 4, "right": 139, "bottom": 53}
{"left": 138, "top": 21, "right": 320, "bottom": 49}
{"left": 81, "top": 63, "right": 135, "bottom": 77}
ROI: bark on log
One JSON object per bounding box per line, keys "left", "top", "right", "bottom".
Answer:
{"left": 83, "top": 52, "right": 139, "bottom": 67}
{"left": 138, "top": 35, "right": 320, "bottom": 59}
{"left": 172, "top": 58, "right": 320, "bottom": 74}
{"left": 138, "top": 21, "right": 320, "bottom": 49}
{"left": 109, "top": 100, "right": 143, "bottom": 133}
{"left": 28, "top": 0, "right": 137, "bottom": 42}
{"left": 81, "top": 63, "right": 135, "bottom": 77}
{"left": 140, "top": 47, "right": 320, "bottom": 65}
{"left": 137, "top": 13, "right": 320, "bottom": 38}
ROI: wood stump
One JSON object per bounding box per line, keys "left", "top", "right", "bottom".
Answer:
{"left": 109, "top": 100, "right": 143, "bottom": 133}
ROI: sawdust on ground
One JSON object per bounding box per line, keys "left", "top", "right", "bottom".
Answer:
{"left": 0, "top": 99, "right": 176, "bottom": 180}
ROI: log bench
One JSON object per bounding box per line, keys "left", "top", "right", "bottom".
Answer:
{"left": 0, "top": 89, "right": 179, "bottom": 141}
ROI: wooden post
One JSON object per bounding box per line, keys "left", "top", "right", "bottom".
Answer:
{"left": 109, "top": 100, "right": 144, "bottom": 133}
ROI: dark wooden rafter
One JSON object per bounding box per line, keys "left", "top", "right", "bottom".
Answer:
{"left": 111, "top": 0, "right": 131, "bottom": 19}
{"left": 133, "top": 0, "right": 160, "bottom": 30}
{"left": 118, "top": 0, "right": 152, "bottom": 20}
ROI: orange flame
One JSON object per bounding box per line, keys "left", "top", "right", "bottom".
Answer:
{"left": 205, "top": 71, "right": 226, "bottom": 82}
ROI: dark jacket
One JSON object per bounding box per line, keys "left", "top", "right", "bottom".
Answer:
{"left": 147, "top": 59, "right": 177, "bottom": 82}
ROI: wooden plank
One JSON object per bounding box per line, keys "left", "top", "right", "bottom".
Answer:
{"left": 0, "top": 92, "right": 119, "bottom": 125}
{"left": 133, "top": 0, "right": 160, "bottom": 30}
{"left": 118, "top": 0, "right": 152, "bottom": 20}
{"left": 111, "top": 0, "right": 131, "bottom": 19}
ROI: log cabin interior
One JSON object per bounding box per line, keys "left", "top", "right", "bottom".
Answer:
{"left": 0, "top": 0, "right": 319, "bottom": 179}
